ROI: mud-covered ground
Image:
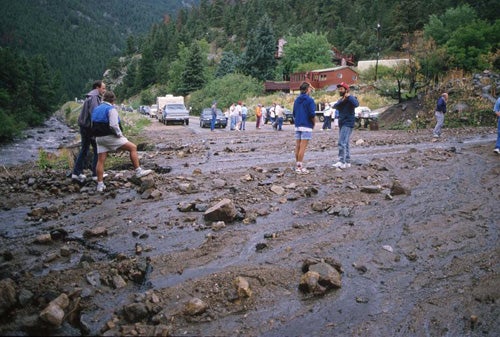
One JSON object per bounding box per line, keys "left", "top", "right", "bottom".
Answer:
{"left": 0, "top": 116, "right": 498, "bottom": 337}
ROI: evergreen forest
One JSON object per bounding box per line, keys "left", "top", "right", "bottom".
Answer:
{"left": 0, "top": 0, "right": 499, "bottom": 142}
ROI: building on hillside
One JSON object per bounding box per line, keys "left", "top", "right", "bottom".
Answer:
{"left": 265, "top": 66, "right": 358, "bottom": 93}
{"left": 290, "top": 66, "right": 358, "bottom": 92}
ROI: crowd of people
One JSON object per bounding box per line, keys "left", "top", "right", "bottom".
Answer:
{"left": 71, "top": 80, "right": 500, "bottom": 188}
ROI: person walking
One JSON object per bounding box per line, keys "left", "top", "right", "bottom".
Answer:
{"left": 293, "top": 82, "right": 316, "bottom": 174}
{"left": 275, "top": 103, "right": 284, "bottom": 131}
{"left": 91, "top": 91, "right": 152, "bottom": 192}
{"left": 72, "top": 80, "right": 106, "bottom": 182}
{"left": 322, "top": 102, "right": 332, "bottom": 130}
{"left": 433, "top": 93, "right": 448, "bottom": 138}
{"left": 229, "top": 103, "right": 237, "bottom": 130}
{"left": 255, "top": 104, "right": 262, "bottom": 129}
{"left": 494, "top": 96, "right": 500, "bottom": 154}
{"left": 240, "top": 103, "right": 248, "bottom": 130}
{"left": 332, "top": 82, "right": 359, "bottom": 169}
{"left": 210, "top": 100, "right": 217, "bottom": 132}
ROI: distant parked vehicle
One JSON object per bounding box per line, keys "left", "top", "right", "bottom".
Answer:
{"left": 157, "top": 95, "right": 190, "bottom": 125}
{"left": 355, "top": 106, "right": 379, "bottom": 128}
{"left": 149, "top": 104, "right": 158, "bottom": 118}
{"left": 199, "top": 108, "right": 227, "bottom": 128}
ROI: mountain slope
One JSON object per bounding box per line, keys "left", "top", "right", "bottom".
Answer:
{"left": 0, "top": 0, "right": 197, "bottom": 99}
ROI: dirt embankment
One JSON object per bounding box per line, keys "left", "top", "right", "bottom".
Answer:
{"left": 0, "top": 119, "right": 498, "bottom": 336}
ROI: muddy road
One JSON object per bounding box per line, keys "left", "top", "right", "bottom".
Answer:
{"left": 0, "top": 118, "right": 498, "bottom": 336}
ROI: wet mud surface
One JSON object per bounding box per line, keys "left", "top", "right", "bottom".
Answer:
{"left": 0, "top": 118, "right": 498, "bottom": 336}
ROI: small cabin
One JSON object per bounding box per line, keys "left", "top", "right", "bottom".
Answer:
{"left": 289, "top": 66, "right": 358, "bottom": 92}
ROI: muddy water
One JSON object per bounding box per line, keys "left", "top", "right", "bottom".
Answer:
{"left": 1, "top": 119, "right": 498, "bottom": 336}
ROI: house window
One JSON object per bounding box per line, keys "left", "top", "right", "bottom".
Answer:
{"left": 336, "top": 73, "right": 343, "bottom": 79}
{"left": 352, "top": 75, "right": 358, "bottom": 81}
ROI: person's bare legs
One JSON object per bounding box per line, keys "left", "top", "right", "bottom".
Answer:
{"left": 118, "top": 141, "right": 139, "bottom": 169}
{"left": 96, "top": 152, "right": 107, "bottom": 183}
{"left": 297, "top": 139, "right": 308, "bottom": 163}
{"left": 295, "top": 139, "right": 301, "bottom": 163}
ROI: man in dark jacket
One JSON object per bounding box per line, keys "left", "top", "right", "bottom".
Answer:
{"left": 72, "top": 80, "right": 106, "bottom": 182}
{"left": 433, "top": 93, "right": 448, "bottom": 138}
{"left": 332, "top": 82, "right": 359, "bottom": 169}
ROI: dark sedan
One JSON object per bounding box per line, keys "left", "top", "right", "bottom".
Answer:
{"left": 199, "top": 108, "right": 227, "bottom": 128}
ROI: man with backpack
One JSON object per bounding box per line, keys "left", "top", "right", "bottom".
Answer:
{"left": 72, "top": 80, "right": 106, "bottom": 183}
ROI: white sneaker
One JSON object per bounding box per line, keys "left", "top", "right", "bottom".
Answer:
{"left": 96, "top": 183, "right": 106, "bottom": 192}
{"left": 332, "top": 161, "right": 346, "bottom": 169}
{"left": 71, "top": 173, "right": 86, "bottom": 183}
{"left": 135, "top": 168, "right": 153, "bottom": 178}
{"left": 345, "top": 163, "right": 351, "bottom": 168}
{"left": 494, "top": 148, "right": 500, "bottom": 154}
{"left": 92, "top": 173, "right": 108, "bottom": 181}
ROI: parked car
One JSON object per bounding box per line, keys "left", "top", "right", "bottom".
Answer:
{"left": 149, "top": 104, "right": 158, "bottom": 118}
{"left": 199, "top": 108, "right": 227, "bottom": 128}
{"left": 355, "top": 106, "right": 379, "bottom": 128}
{"left": 283, "top": 108, "right": 294, "bottom": 124}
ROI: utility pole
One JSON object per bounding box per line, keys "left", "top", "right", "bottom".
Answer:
{"left": 375, "top": 23, "right": 381, "bottom": 81}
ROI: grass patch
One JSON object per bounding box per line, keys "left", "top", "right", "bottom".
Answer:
{"left": 37, "top": 148, "right": 73, "bottom": 170}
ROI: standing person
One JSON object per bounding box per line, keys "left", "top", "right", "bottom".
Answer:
{"left": 275, "top": 103, "right": 284, "bottom": 131}
{"left": 322, "top": 102, "right": 332, "bottom": 130}
{"left": 293, "top": 82, "right": 316, "bottom": 174}
{"left": 210, "top": 100, "right": 217, "bottom": 132}
{"left": 332, "top": 82, "right": 359, "bottom": 169}
{"left": 72, "top": 80, "right": 106, "bottom": 182}
{"left": 333, "top": 108, "right": 339, "bottom": 129}
{"left": 240, "top": 103, "right": 248, "bottom": 130}
{"left": 433, "top": 93, "right": 448, "bottom": 138}
{"left": 494, "top": 96, "right": 500, "bottom": 154}
{"left": 229, "top": 103, "right": 237, "bottom": 130}
{"left": 91, "top": 91, "right": 152, "bottom": 192}
{"left": 269, "top": 103, "right": 276, "bottom": 127}
{"left": 235, "top": 101, "right": 243, "bottom": 131}
{"left": 255, "top": 104, "right": 262, "bottom": 129}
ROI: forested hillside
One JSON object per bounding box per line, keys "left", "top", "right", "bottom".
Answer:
{"left": 0, "top": 0, "right": 197, "bottom": 99}
{"left": 0, "top": 0, "right": 498, "bottom": 142}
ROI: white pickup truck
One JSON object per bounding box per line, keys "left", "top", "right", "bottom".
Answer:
{"left": 157, "top": 95, "right": 190, "bottom": 125}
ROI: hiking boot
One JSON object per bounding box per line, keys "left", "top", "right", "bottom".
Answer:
{"left": 332, "top": 161, "right": 346, "bottom": 169}
{"left": 92, "top": 173, "right": 108, "bottom": 181}
{"left": 96, "top": 183, "right": 106, "bottom": 192}
{"left": 135, "top": 168, "right": 153, "bottom": 178}
{"left": 71, "top": 173, "right": 86, "bottom": 183}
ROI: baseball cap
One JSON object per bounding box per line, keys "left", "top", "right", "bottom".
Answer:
{"left": 337, "top": 82, "right": 349, "bottom": 91}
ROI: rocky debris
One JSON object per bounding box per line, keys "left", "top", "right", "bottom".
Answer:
{"left": 203, "top": 198, "right": 238, "bottom": 222}
{"left": 183, "top": 297, "right": 208, "bottom": 316}
{"left": 39, "top": 293, "right": 69, "bottom": 327}
{"left": 0, "top": 278, "right": 17, "bottom": 316}
{"left": 233, "top": 276, "right": 252, "bottom": 299}
{"left": 299, "top": 258, "right": 343, "bottom": 295}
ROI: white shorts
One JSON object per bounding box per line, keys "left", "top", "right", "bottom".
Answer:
{"left": 96, "top": 135, "right": 129, "bottom": 153}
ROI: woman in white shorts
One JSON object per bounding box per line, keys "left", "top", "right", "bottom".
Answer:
{"left": 91, "top": 91, "right": 152, "bottom": 192}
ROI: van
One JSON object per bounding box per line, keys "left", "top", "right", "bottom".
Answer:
{"left": 157, "top": 95, "right": 190, "bottom": 125}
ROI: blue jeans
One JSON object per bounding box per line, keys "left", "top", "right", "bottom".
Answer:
{"left": 338, "top": 125, "right": 353, "bottom": 164}
{"left": 210, "top": 115, "right": 216, "bottom": 130}
{"left": 73, "top": 126, "right": 97, "bottom": 176}
{"left": 230, "top": 116, "right": 238, "bottom": 130}
{"left": 433, "top": 111, "right": 444, "bottom": 136}
{"left": 496, "top": 117, "right": 500, "bottom": 149}
{"left": 240, "top": 114, "right": 247, "bottom": 130}
{"left": 276, "top": 117, "right": 284, "bottom": 130}
{"left": 322, "top": 116, "right": 332, "bottom": 129}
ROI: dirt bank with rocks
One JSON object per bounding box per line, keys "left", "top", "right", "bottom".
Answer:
{"left": 0, "top": 118, "right": 498, "bottom": 336}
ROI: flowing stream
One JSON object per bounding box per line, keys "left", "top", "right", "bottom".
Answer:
{"left": 0, "top": 116, "right": 77, "bottom": 167}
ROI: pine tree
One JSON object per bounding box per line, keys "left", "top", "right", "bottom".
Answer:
{"left": 178, "top": 42, "right": 206, "bottom": 96}
{"left": 242, "top": 14, "right": 276, "bottom": 81}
